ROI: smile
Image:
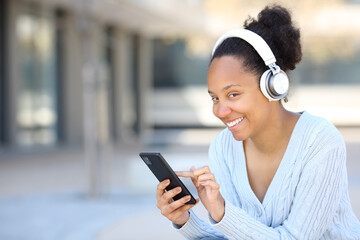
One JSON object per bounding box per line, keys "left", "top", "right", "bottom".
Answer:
{"left": 226, "top": 117, "right": 245, "bottom": 128}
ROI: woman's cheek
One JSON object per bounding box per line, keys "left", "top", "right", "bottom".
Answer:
{"left": 230, "top": 99, "right": 248, "bottom": 112}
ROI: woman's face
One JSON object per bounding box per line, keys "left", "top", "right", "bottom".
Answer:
{"left": 207, "top": 56, "right": 271, "bottom": 141}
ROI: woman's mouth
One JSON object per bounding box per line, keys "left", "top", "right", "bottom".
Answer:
{"left": 226, "top": 117, "right": 245, "bottom": 129}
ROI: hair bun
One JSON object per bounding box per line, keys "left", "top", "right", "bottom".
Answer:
{"left": 244, "top": 4, "right": 302, "bottom": 72}
{"left": 257, "top": 5, "right": 292, "bottom": 29}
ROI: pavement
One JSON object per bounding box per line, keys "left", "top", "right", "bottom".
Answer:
{"left": 0, "top": 128, "right": 360, "bottom": 240}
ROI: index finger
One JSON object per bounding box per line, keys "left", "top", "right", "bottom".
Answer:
{"left": 191, "top": 166, "right": 212, "bottom": 178}
{"left": 156, "top": 179, "right": 170, "bottom": 201}
{"left": 175, "top": 171, "right": 194, "bottom": 178}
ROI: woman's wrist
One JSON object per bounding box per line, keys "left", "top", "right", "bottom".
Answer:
{"left": 211, "top": 208, "right": 225, "bottom": 223}
{"left": 173, "top": 211, "right": 190, "bottom": 227}
{"left": 210, "top": 197, "right": 225, "bottom": 222}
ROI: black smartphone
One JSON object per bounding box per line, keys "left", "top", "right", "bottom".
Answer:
{"left": 139, "top": 152, "right": 196, "bottom": 205}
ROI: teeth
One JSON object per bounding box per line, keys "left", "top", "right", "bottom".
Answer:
{"left": 226, "top": 117, "right": 244, "bottom": 127}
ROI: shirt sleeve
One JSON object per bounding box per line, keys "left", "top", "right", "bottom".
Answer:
{"left": 210, "top": 143, "right": 347, "bottom": 240}
{"left": 173, "top": 209, "right": 227, "bottom": 239}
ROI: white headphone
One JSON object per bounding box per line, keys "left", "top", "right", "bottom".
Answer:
{"left": 212, "top": 29, "right": 289, "bottom": 102}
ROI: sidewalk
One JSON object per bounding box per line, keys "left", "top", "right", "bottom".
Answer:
{"left": 0, "top": 143, "right": 210, "bottom": 240}
{"left": 0, "top": 128, "right": 360, "bottom": 240}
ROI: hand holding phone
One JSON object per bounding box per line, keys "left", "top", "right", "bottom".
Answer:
{"left": 139, "top": 152, "right": 196, "bottom": 204}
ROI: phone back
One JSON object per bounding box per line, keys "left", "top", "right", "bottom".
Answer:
{"left": 140, "top": 152, "right": 179, "bottom": 186}
{"left": 139, "top": 152, "right": 196, "bottom": 204}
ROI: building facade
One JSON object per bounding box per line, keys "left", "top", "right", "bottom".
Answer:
{"left": 0, "top": 0, "right": 184, "bottom": 149}
{"left": 1, "top": 0, "right": 360, "bottom": 151}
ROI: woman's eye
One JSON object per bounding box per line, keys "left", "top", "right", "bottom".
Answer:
{"left": 229, "top": 93, "right": 239, "bottom": 98}
{"left": 211, "top": 97, "right": 218, "bottom": 102}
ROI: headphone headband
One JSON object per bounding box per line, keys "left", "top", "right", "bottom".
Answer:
{"left": 211, "top": 29, "right": 276, "bottom": 66}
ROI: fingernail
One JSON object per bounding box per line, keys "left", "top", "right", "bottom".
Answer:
{"left": 177, "top": 187, "right": 182, "bottom": 193}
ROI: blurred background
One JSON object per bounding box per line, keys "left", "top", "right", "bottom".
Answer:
{"left": 0, "top": 0, "right": 359, "bottom": 239}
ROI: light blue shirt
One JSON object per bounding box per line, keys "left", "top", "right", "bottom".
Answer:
{"left": 176, "top": 111, "right": 360, "bottom": 239}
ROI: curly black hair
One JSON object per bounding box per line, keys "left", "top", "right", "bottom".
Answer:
{"left": 211, "top": 5, "right": 302, "bottom": 78}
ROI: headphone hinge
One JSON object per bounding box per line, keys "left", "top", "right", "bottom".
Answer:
{"left": 269, "top": 63, "right": 281, "bottom": 74}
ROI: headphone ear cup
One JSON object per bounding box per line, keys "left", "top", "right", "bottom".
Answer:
{"left": 260, "top": 70, "right": 289, "bottom": 101}
{"left": 260, "top": 70, "right": 275, "bottom": 101}
{"left": 269, "top": 70, "right": 289, "bottom": 98}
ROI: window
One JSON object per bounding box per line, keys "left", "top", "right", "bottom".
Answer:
{"left": 0, "top": 0, "right": 6, "bottom": 144}
{"left": 15, "top": 5, "right": 59, "bottom": 146}
{"left": 295, "top": 51, "right": 360, "bottom": 85}
{"left": 153, "top": 38, "right": 208, "bottom": 88}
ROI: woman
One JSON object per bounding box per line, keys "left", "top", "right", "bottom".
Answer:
{"left": 156, "top": 5, "right": 360, "bottom": 239}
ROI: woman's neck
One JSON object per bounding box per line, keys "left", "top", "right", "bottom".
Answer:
{"left": 245, "top": 108, "right": 300, "bottom": 157}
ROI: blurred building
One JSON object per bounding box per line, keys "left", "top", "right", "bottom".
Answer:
{"left": 0, "top": 0, "right": 211, "bottom": 150}
{"left": 0, "top": 0, "right": 360, "bottom": 151}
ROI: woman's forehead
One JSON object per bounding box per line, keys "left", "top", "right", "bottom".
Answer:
{"left": 207, "top": 56, "right": 257, "bottom": 89}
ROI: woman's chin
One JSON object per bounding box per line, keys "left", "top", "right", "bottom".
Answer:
{"left": 231, "top": 132, "right": 247, "bottom": 142}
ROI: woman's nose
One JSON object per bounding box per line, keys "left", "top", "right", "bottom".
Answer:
{"left": 214, "top": 101, "right": 231, "bottom": 118}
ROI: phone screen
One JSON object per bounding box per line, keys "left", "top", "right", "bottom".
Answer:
{"left": 139, "top": 152, "right": 196, "bottom": 204}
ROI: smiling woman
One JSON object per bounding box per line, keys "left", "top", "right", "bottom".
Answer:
{"left": 207, "top": 56, "right": 277, "bottom": 142}
{"left": 154, "top": 4, "right": 360, "bottom": 240}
